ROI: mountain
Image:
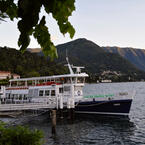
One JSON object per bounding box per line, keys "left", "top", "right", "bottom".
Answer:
{"left": 28, "top": 38, "right": 145, "bottom": 79}
{"left": 102, "top": 46, "right": 145, "bottom": 71}
{"left": 54, "top": 38, "right": 143, "bottom": 75}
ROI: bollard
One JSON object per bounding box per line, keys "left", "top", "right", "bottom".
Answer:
{"left": 51, "top": 110, "right": 56, "bottom": 136}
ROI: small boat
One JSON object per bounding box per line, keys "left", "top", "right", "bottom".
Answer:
{"left": 0, "top": 57, "right": 134, "bottom": 116}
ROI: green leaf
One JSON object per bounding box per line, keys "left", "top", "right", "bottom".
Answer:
{"left": 33, "top": 16, "right": 58, "bottom": 59}
{"left": 43, "top": 0, "right": 75, "bottom": 38}
{"left": 0, "top": 0, "right": 18, "bottom": 20}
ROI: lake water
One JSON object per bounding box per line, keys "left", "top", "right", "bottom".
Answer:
{"left": 1, "top": 82, "right": 145, "bottom": 145}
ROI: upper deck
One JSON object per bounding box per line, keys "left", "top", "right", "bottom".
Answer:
{"left": 9, "top": 57, "right": 89, "bottom": 88}
{"left": 8, "top": 73, "right": 88, "bottom": 87}
{"left": 9, "top": 73, "right": 88, "bottom": 82}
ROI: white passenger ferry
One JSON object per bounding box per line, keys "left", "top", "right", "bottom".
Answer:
{"left": 0, "top": 58, "right": 134, "bottom": 116}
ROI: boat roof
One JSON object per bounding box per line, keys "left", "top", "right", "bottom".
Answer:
{"left": 9, "top": 73, "right": 88, "bottom": 82}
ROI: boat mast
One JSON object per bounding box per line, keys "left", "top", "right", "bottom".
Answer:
{"left": 66, "top": 56, "right": 74, "bottom": 75}
{"left": 65, "top": 51, "right": 75, "bottom": 108}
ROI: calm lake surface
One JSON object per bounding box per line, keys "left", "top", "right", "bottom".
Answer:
{"left": 1, "top": 82, "right": 145, "bottom": 145}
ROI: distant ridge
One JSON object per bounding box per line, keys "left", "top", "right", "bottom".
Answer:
{"left": 27, "top": 48, "right": 42, "bottom": 53}
{"left": 102, "top": 46, "right": 145, "bottom": 71}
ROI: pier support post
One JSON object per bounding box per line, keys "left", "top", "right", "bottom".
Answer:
{"left": 59, "top": 109, "right": 63, "bottom": 119}
{"left": 51, "top": 110, "right": 56, "bottom": 136}
{"left": 68, "top": 108, "right": 75, "bottom": 122}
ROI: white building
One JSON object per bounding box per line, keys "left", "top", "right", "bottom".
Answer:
{"left": 0, "top": 71, "right": 20, "bottom": 80}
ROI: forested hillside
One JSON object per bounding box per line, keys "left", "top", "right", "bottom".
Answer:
{"left": 0, "top": 47, "right": 67, "bottom": 78}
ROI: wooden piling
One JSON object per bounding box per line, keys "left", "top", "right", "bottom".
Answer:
{"left": 51, "top": 110, "right": 56, "bottom": 136}
{"left": 68, "top": 108, "right": 75, "bottom": 122}
{"left": 71, "top": 108, "right": 75, "bottom": 121}
{"left": 60, "top": 109, "right": 63, "bottom": 119}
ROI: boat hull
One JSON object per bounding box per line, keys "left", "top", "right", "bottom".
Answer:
{"left": 75, "top": 99, "right": 132, "bottom": 116}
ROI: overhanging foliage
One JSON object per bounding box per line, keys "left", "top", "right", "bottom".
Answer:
{"left": 0, "top": 0, "right": 75, "bottom": 59}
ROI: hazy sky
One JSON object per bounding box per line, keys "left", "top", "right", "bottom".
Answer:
{"left": 0, "top": 0, "right": 145, "bottom": 49}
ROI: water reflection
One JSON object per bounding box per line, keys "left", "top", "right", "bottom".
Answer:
{"left": 25, "top": 113, "right": 136, "bottom": 145}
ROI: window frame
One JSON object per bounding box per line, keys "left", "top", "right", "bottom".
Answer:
{"left": 45, "top": 90, "right": 50, "bottom": 96}
{"left": 39, "top": 90, "right": 44, "bottom": 96}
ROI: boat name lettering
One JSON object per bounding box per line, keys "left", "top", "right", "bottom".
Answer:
{"left": 84, "top": 94, "right": 114, "bottom": 98}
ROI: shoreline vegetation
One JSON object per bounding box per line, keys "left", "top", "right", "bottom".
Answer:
{"left": 0, "top": 121, "right": 44, "bottom": 145}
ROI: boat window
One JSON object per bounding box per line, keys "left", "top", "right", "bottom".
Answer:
{"left": 72, "top": 77, "right": 76, "bottom": 83}
{"left": 59, "top": 88, "right": 63, "bottom": 93}
{"left": 24, "top": 95, "right": 27, "bottom": 100}
{"left": 63, "top": 78, "right": 71, "bottom": 83}
{"left": 15, "top": 95, "right": 18, "bottom": 99}
{"left": 75, "top": 86, "right": 83, "bottom": 91}
{"left": 64, "top": 86, "right": 70, "bottom": 92}
{"left": 45, "top": 90, "right": 50, "bottom": 96}
{"left": 8, "top": 94, "right": 10, "bottom": 99}
{"left": 19, "top": 81, "right": 25, "bottom": 86}
{"left": 27, "top": 80, "right": 32, "bottom": 86}
{"left": 60, "top": 78, "right": 64, "bottom": 83}
{"left": 29, "top": 90, "right": 33, "bottom": 96}
{"left": 39, "top": 90, "right": 44, "bottom": 96}
{"left": 51, "top": 90, "right": 55, "bottom": 96}
{"left": 77, "top": 77, "right": 84, "bottom": 83}
{"left": 6, "top": 93, "right": 9, "bottom": 98}
{"left": 34, "top": 89, "right": 38, "bottom": 97}
{"left": 19, "top": 95, "right": 22, "bottom": 100}
{"left": 11, "top": 81, "right": 17, "bottom": 87}
{"left": 56, "top": 78, "right": 61, "bottom": 83}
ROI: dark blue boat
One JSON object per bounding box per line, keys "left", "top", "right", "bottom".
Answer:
{"left": 75, "top": 96, "right": 133, "bottom": 116}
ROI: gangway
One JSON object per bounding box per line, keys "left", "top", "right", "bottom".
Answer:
{"left": 0, "top": 102, "right": 56, "bottom": 111}
{"left": 0, "top": 94, "right": 66, "bottom": 112}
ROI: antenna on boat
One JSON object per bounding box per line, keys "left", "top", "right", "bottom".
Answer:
{"left": 65, "top": 49, "right": 74, "bottom": 74}
{"left": 66, "top": 49, "right": 69, "bottom": 63}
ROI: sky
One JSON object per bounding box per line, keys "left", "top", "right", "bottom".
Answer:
{"left": 0, "top": 0, "right": 145, "bottom": 49}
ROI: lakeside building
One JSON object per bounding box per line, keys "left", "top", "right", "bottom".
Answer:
{"left": 101, "top": 79, "right": 112, "bottom": 83}
{"left": 0, "top": 71, "right": 20, "bottom": 80}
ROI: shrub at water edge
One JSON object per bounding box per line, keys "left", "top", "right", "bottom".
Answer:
{"left": 0, "top": 121, "right": 44, "bottom": 145}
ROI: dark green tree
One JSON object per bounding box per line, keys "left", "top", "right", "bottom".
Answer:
{"left": 0, "top": 121, "right": 44, "bottom": 145}
{"left": 0, "top": 0, "right": 75, "bottom": 58}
